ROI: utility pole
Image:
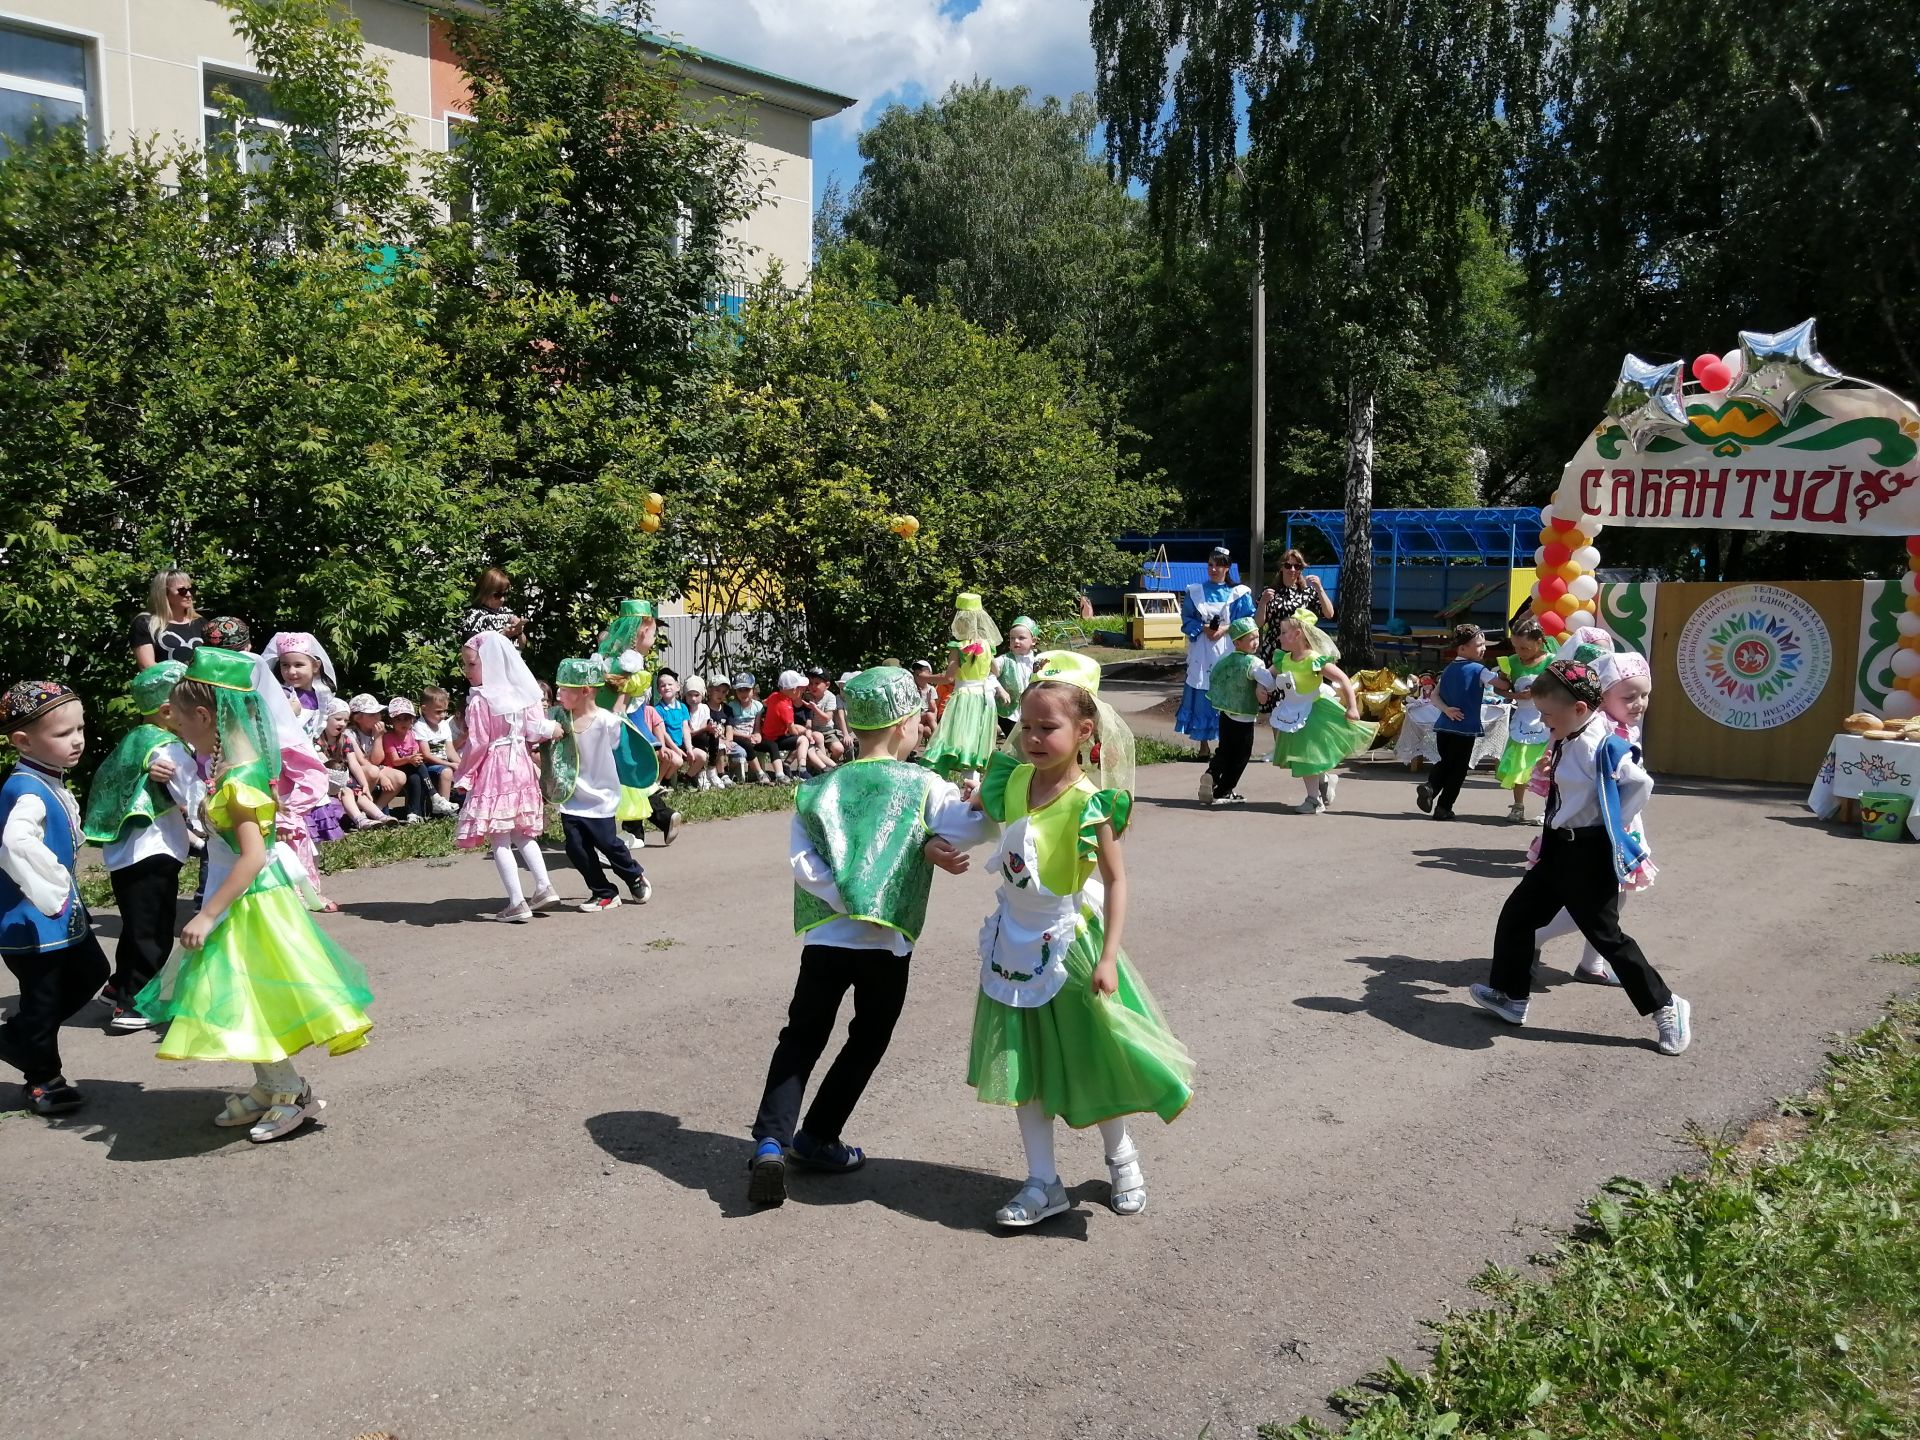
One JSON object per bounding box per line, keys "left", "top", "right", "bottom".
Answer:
{"left": 1250, "top": 212, "right": 1266, "bottom": 582}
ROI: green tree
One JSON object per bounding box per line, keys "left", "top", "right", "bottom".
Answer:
{"left": 1509, "top": 0, "right": 1920, "bottom": 582}
{"left": 668, "top": 276, "right": 1165, "bottom": 676}
{"left": 836, "top": 81, "right": 1147, "bottom": 387}
{"left": 1093, "top": 0, "right": 1550, "bottom": 661}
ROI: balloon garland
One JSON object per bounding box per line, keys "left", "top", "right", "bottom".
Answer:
{"left": 640, "top": 491, "right": 667, "bottom": 534}
{"left": 1889, "top": 533, "right": 1920, "bottom": 721}
{"left": 1528, "top": 504, "right": 1605, "bottom": 640}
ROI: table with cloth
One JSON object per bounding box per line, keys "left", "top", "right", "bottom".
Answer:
{"left": 1395, "top": 701, "right": 1509, "bottom": 770}
{"left": 1806, "top": 734, "right": 1920, "bottom": 841}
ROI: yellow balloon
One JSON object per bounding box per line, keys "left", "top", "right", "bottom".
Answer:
{"left": 640, "top": 513, "right": 661, "bottom": 534}
{"left": 644, "top": 492, "right": 666, "bottom": 515}
{"left": 893, "top": 515, "right": 920, "bottom": 539}
{"left": 1556, "top": 561, "right": 1583, "bottom": 583}
{"left": 1560, "top": 528, "right": 1589, "bottom": 549}
{"left": 1554, "top": 593, "right": 1581, "bottom": 617}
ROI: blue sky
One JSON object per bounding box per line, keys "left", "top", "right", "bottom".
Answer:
{"left": 647, "top": 0, "right": 1100, "bottom": 216}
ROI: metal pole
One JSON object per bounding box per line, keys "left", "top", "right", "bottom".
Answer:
{"left": 1251, "top": 217, "right": 1267, "bottom": 585}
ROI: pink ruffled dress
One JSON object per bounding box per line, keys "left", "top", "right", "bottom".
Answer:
{"left": 453, "top": 695, "right": 553, "bottom": 847}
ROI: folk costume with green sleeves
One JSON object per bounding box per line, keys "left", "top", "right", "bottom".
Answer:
{"left": 925, "top": 593, "right": 1003, "bottom": 776}
{"left": 1496, "top": 648, "right": 1557, "bottom": 786}
{"left": 82, "top": 724, "right": 180, "bottom": 847}
{"left": 792, "top": 759, "right": 942, "bottom": 941}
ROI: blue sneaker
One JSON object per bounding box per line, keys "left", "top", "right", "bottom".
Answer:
{"left": 1468, "top": 983, "right": 1530, "bottom": 1026}
{"left": 746, "top": 1137, "right": 787, "bottom": 1207}
{"left": 789, "top": 1131, "right": 866, "bottom": 1173}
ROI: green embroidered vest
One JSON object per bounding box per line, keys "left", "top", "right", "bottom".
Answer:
{"left": 792, "top": 759, "right": 940, "bottom": 942}
{"left": 1208, "top": 651, "right": 1263, "bottom": 717}
{"left": 81, "top": 725, "right": 177, "bottom": 845}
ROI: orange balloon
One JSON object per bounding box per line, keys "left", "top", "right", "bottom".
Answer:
{"left": 1909, "top": 593, "right": 1920, "bottom": 615}
{"left": 1901, "top": 635, "right": 1920, "bottom": 653}
{"left": 1557, "top": 561, "right": 1584, "bottom": 583}
{"left": 640, "top": 513, "right": 661, "bottom": 533}
{"left": 1907, "top": 674, "right": 1920, "bottom": 697}
{"left": 1560, "top": 529, "right": 1589, "bottom": 550}
{"left": 1908, "top": 551, "right": 1920, "bottom": 572}
{"left": 1538, "top": 527, "right": 1559, "bottom": 548}
{"left": 1554, "top": 594, "right": 1582, "bottom": 617}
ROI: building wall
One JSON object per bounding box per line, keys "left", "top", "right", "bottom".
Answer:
{"left": 0, "top": 0, "right": 820, "bottom": 281}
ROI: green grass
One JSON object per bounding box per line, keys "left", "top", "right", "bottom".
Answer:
{"left": 1267, "top": 966, "right": 1920, "bottom": 1440}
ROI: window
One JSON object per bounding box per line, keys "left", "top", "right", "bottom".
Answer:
{"left": 0, "top": 22, "right": 93, "bottom": 156}
{"left": 202, "top": 68, "right": 292, "bottom": 175}
{"left": 445, "top": 113, "right": 476, "bottom": 224}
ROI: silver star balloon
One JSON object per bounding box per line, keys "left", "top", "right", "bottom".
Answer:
{"left": 1605, "top": 354, "right": 1690, "bottom": 450}
{"left": 1731, "top": 317, "right": 1843, "bottom": 424}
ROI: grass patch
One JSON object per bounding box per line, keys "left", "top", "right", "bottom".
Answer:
{"left": 1138, "top": 734, "right": 1199, "bottom": 767}
{"left": 1266, "top": 984, "right": 1920, "bottom": 1440}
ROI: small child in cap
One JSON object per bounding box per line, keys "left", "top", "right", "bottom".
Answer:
{"left": 82, "top": 662, "right": 205, "bottom": 1030}
{"left": 0, "top": 681, "right": 108, "bottom": 1113}
{"left": 546, "top": 658, "right": 649, "bottom": 911}
{"left": 747, "top": 666, "right": 998, "bottom": 1205}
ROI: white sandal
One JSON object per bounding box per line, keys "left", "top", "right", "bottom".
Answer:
{"left": 1106, "top": 1143, "right": 1148, "bottom": 1216}
{"left": 248, "top": 1088, "right": 324, "bottom": 1144}
{"left": 214, "top": 1085, "right": 274, "bottom": 1128}
{"left": 994, "top": 1176, "right": 1069, "bottom": 1228}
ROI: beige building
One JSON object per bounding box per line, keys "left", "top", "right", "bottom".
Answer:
{"left": 0, "top": 0, "right": 852, "bottom": 287}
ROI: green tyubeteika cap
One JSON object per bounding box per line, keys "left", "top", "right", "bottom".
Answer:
{"left": 1227, "top": 616, "right": 1258, "bottom": 642}
{"left": 131, "top": 661, "right": 187, "bottom": 714}
{"left": 555, "top": 656, "right": 608, "bottom": 690}
{"left": 183, "top": 645, "right": 258, "bottom": 691}
{"left": 842, "top": 666, "right": 925, "bottom": 731}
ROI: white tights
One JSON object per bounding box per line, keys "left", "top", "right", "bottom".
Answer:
{"left": 1015, "top": 1101, "right": 1133, "bottom": 1184}
{"left": 253, "top": 1058, "right": 303, "bottom": 1095}
{"left": 1535, "top": 893, "right": 1629, "bottom": 971}
{"left": 490, "top": 836, "right": 552, "bottom": 907}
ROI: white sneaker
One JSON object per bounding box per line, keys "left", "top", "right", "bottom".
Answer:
{"left": 578, "top": 896, "right": 622, "bottom": 913}
{"left": 430, "top": 794, "right": 457, "bottom": 817}
{"left": 1197, "top": 770, "right": 1215, "bottom": 803}
{"left": 1654, "top": 996, "right": 1692, "bottom": 1055}
{"left": 995, "top": 1176, "right": 1070, "bottom": 1228}
{"left": 1322, "top": 772, "right": 1338, "bottom": 808}
{"left": 403, "top": 813, "right": 423, "bottom": 825}
{"left": 629, "top": 874, "right": 654, "bottom": 905}
{"left": 527, "top": 886, "right": 564, "bottom": 911}
{"left": 486, "top": 902, "right": 532, "bottom": 924}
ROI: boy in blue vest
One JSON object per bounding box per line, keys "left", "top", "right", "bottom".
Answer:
{"left": 747, "top": 666, "right": 997, "bottom": 1206}
{"left": 0, "top": 681, "right": 109, "bottom": 1114}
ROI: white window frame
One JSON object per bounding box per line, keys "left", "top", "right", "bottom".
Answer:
{"left": 0, "top": 11, "right": 105, "bottom": 152}
{"left": 443, "top": 109, "right": 476, "bottom": 224}
{"left": 199, "top": 59, "right": 290, "bottom": 177}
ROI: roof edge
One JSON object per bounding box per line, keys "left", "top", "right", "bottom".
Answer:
{"left": 641, "top": 32, "right": 855, "bottom": 120}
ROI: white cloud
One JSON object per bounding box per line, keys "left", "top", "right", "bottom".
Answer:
{"left": 647, "top": 0, "right": 1097, "bottom": 131}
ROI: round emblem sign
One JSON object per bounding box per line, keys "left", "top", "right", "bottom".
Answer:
{"left": 1677, "top": 584, "right": 1832, "bottom": 731}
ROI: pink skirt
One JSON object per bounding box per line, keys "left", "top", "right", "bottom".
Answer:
{"left": 455, "top": 740, "right": 547, "bottom": 847}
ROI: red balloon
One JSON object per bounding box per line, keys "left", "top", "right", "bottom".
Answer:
{"left": 1692, "top": 352, "right": 1720, "bottom": 381}
{"left": 1697, "top": 361, "right": 1731, "bottom": 391}
{"left": 1538, "top": 576, "right": 1568, "bottom": 604}
{"left": 1539, "top": 611, "right": 1567, "bottom": 637}
{"left": 1906, "top": 535, "right": 1920, "bottom": 557}
{"left": 1542, "top": 542, "right": 1572, "bottom": 568}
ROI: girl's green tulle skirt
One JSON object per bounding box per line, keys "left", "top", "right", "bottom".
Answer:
{"left": 1270, "top": 698, "right": 1378, "bottom": 777}
{"left": 1496, "top": 737, "right": 1546, "bottom": 788}
{"left": 926, "top": 684, "right": 1000, "bottom": 775}
{"left": 968, "top": 914, "right": 1193, "bottom": 1128}
{"left": 136, "top": 885, "right": 373, "bottom": 1064}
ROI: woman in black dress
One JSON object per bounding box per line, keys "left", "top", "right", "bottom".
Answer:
{"left": 1259, "top": 549, "right": 1335, "bottom": 657}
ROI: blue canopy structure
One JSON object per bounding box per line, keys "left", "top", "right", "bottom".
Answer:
{"left": 1283, "top": 507, "right": 1543, "bottom": 628}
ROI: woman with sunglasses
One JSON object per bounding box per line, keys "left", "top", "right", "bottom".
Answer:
{"left": 129, "top": 570, "right": 204, "bottom": 669}
{"left": 1259, "top": 550, "right": 1334, "bottom": 660}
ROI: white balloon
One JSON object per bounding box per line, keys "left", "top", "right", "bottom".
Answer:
{"left": 1564, "top": 609, "right": 1596, "bottom": 632}
{"left": 1581, "top": 512, "right": 1606, "bottom": 536}
{"left": 1903, "top": 571, "right": 1919, "bottom": 597}
{"left": 1885, "top": 691, "right": 1920, "bottom": 720}
{"left": 1893, "top": 649, "right": 1920, "bottom": 679}
{"left": 1897, "top": 611, "right": 1920, "bottom": 637}
{"left": 1569, "top": 575, "right": 1600, "bottom": 603}
{"left": 1572, "top": 546, "right": 1602, "bottom": 572}
{"left": 1534, "top": 546, "right": 1548, "bottom": 569}
{"left": 1539, "top": 504, "right": 1557, "bottom": 528}
{"left": 1719, "top": 348, "right": 1743, "bottom": 380}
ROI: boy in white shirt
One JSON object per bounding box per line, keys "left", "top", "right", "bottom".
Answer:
{"left": 1469, "top": 658, "right": 1691, "bottom": 1055}
{"left": 81, "top": 662, "right": 205, "bottom": 1031}
{"left": 546, "top": 659, "right": 649, "bottom": 912}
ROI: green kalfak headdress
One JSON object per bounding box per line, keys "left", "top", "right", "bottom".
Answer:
{"left": 182, "top": 645, "right": 280, "bottom": 795}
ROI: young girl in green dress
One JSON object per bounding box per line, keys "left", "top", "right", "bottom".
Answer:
{"left": 136, "top": 646, "right": 373, "bottom": 1144}
{"left": 969, "top": 651, "right": 1193, "bottom": 1228}
{"left": 1493, "top": 617, "right": 1555, "bottom": 823}
{"left": 1267, "top": 609, "right": 1377, "bottom": 814}
{"left": 925, "top": 593, "right": 1009, "bottom": 779}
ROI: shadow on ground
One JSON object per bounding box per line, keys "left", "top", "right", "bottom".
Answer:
{"left": 1296, "top": 953, "right": 1652, "bottom": 1054}
{"left": 585, "top": 1110, "right": 1101, "bottom": 1239}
